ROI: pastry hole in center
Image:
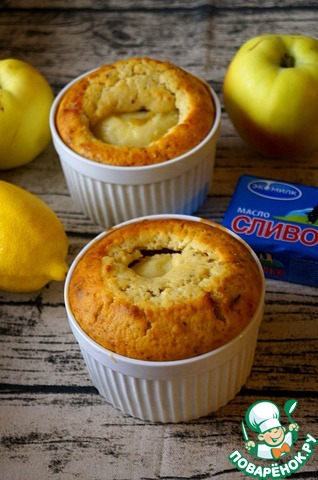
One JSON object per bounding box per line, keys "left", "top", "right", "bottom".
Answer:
{"left": 129, "top": 249, "right": 181, "bottom": 278}
{"left": 91, "top": 108, "right": 179, "bottom": 147}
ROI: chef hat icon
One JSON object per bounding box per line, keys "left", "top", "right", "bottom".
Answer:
{"left": 246, "top": 401, "right": 282, "bottom": 433}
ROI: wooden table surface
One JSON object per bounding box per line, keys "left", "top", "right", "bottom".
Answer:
{"left": 0, "top": 1, "right": 317, "bottom": 479}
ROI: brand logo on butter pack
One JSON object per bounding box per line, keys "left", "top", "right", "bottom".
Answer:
{"left": 248, "top": 180, "right": 302, "bottom": 201}
{"left": 228, "top": 400, "right": 317, "bottom": 479}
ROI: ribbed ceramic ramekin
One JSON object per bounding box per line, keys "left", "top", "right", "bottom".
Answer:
{"left": 64, "top": 214, "right": 265, "bottom": 423}
{"left": 49, "top": 71, "right": 221, "bottom": 228}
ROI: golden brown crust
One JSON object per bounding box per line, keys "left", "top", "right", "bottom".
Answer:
{"left": 68, "top": 219, "right": 263, "bottom": 361}
{"left": 55, "top": 58, "right": 215, "bottom": 166}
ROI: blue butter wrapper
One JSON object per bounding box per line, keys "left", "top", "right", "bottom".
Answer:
{"left": 222, "top": 175, "right": 318, "bottom": 287}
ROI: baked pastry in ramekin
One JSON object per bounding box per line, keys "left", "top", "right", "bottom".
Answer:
{"left": 65, "top": 215, "right": 265, "bottom": 422}
{"left": 68, "top": 217, "right": 263, "bottom": 361}
{"left": 55, "top": 58, "right": 215, "bottom": 166}
{"left": 50, "top": 59, "right": 221, "bottom": 228}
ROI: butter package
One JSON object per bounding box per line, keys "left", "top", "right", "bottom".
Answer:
{"left": 222, "top": 175, "right": 318, "bottom": 287}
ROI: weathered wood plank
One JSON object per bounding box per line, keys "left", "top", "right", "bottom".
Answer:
{"left": 0, "top": 7, "right": 317, "bottom": 92}
{"left": 3, "top": 0, "right": 318, "bottom": 11}
{"left": 0, "top": 392, "right": 317, "bottom": 479}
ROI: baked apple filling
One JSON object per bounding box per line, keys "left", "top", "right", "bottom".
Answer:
{"left": 92, "top": 109, "right": 179, "bottom": 147}
{"left": 130, "top": 249, "right": 181, "bottom": 278}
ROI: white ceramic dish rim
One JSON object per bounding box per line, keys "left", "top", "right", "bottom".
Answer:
{"left": 49, "top": 67, "right": 221, "bottom": 182}
{"left": 64, "top": 214, "right": 266, "bottom": 377}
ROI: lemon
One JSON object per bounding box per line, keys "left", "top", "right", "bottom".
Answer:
{"left": 0, "top": 181, "right": 68, "bottom": 292}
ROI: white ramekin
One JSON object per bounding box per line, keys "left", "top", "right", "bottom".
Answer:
{"left": 64, "top": 214, "right": 266, "bottom": 423}
{"left": 50, "top": 70, "right": 221, "bottom": 228}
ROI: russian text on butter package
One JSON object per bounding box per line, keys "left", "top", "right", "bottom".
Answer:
{"left": 222, "top": 175, "right": 318, "bottom": 287}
